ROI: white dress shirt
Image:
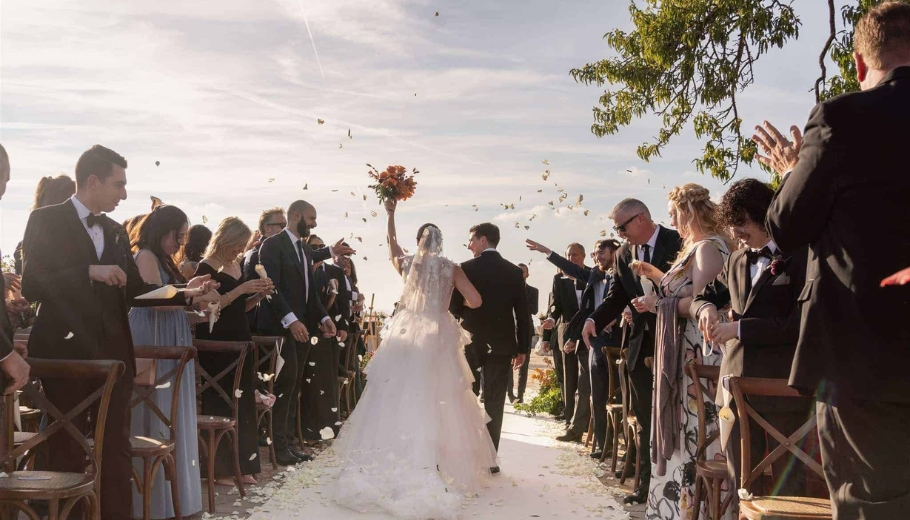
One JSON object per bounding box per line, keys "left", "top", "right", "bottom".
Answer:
{"left": 71, "top": 195, "right": 104, "bottom": 259}
{"left": 279, "top": 229, "right": 329, "bottom": 329}
{"left": 637, "top": 226, "right": 660, "bottom": 262}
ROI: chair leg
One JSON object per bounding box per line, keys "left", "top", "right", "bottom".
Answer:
{"left": 267, "top": 410, "right": 277, "bottom": 470}
{"left": 206, "top": 429, "right": 216, "bottom": 512}
{"left": 711, "top": 478, "right": 721, "bottom": 520}
{"left": 692, "top": 476, "right": 703, "bottom": 520}
{"left": 295, "top": 398, "right": 305, "bottom": 447}
{"left": 229, "top": 427, "right": 247, "bottom": 498}
{"left": 47, "top": 499, "right": 59, "bottom": 520}
{"left": 633, "top": 433, "right": 642, "bottom": 491}
{"left": 141, "top": 456, "right": 153, "bottom": 520}
{"left": 164, "top": 454, "right": 183, "bottom": 520}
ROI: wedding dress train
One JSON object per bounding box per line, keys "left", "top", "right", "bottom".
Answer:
{"left": 332, "top": 227, "right": 498, "bottom": 519}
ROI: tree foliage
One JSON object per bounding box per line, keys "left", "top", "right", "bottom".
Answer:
{"left": 571, "top": 0, "right": 906, "bottom": 182}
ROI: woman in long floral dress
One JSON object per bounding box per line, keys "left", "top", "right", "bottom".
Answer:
{"left": 632, "top": 183, "right": 735, "bottom": 520}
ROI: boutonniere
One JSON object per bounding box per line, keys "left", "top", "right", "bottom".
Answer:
{"left": 770, "top": 255, "right": 788, "bottom": 276}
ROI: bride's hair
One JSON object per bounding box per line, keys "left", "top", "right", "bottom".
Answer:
{"left": 416, "top": 222, "right": 439, "bottom": 243}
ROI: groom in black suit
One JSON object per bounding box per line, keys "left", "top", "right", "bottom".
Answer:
{"left": 755, "top": 4, "right": 910, "bottom": 516}
{"left": 582, "top": 199, "right": 682, "bottom": 504}
{"left": 690, "top": 178, "right": 811, "bottom": 497}
{"left": 21, "top": 145, "right": 214, "bottom": 520}
{"left": 451, "top": 223, "right": 530, "bottom": 469}
{"left": 258, "top": 200, "right": 337, "bottom": 465}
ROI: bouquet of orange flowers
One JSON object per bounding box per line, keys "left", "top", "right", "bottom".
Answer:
{"left": 367, "top": 164, "right": 418, "bottom": 203}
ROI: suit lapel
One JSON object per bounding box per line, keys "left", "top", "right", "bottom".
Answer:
{"left": 744, "top": 262, "right": 775, "bottom": 312}
{"left": 650, "top": 226, "right": 668, "bottom": 270}
{"left": 733, "top": 252, "right": 751, "bottom": 312}
{"left": 65, "top": 201, "right": 98, "bottom": 263}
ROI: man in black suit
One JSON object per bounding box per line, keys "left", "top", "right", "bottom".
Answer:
{"left": 508, "top": 263, "right": 537, "bottom": 404}
{"left": 258, "top": 200, "right": 338, "bottom": 465}
{"left": 21, "top": 145, "right": 217, "bottom": 520}
{"left": 527, "top": 240, "right": 592, "bottom": 441}
{"left": 451, "top": 222, "right": 530, "bottom": 468}
{"left": 690, "top": 179, "right": 811, "bottom": 497}
{"left": 0, "top": 144, "right": 30, "bottom": 395}
{"left": 540, "top": 276, "right": 564, "bottom": 415}
{"left": 243, "top": 207, "right": 287, "bottom": 332}
{"left": 755, "top": 5, "right": 910, "bottom": 516}
{"left": 582, "top": 199, "right": 682, "bottom": 505}
{"left": 566, "top": 239, "right": 622, "bottom": 458}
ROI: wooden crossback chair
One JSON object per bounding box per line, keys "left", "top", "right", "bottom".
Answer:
{"left": 729, "top": 377, "right": 831, "bottom": 520}
{"left": 616, "top": 353, "right": 641, "bottom": 490}
{"left": 251, "top": 336, "right": 283, "bottom": 470}
{"left": 600, "top": 347, "right": 625, "bottom": 470}
{"left": 0, "top": 359, "right": 124, "bottom": 520}
{"left": 131, "top": 345, "right": 196, "bottom": 520}
{"left": 193, "top": 340, "right": 250, "bottom": 513}
{"left": 686, "top": 364, "right": 734, "bottom": 520}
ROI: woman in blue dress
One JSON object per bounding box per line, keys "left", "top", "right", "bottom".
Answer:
{"left": 129, "top": 205, "right": 220, "bottom": 519}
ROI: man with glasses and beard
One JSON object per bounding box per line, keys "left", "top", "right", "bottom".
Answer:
{"left": 582, "top": 199, "right": 682, "bottom": 505}
{"left": 244, "top": 207, "right": 288, "bottom": 332}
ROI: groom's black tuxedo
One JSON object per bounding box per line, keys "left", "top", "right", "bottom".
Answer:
{"left": 21, "top": 198, "right": 189, "bottom": 520}
{"left": 452, "top": 249, "right": 529, "bottom": 452}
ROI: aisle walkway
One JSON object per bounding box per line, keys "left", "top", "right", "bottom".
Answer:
{"left": 244, "top": 404, "right": 633, "bottom": 520}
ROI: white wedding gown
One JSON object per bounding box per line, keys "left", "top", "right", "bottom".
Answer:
{"left": 332, "top": 227, "right": 498, "bottom": 519}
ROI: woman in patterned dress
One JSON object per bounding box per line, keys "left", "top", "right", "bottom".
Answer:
{"left": 632, "top": 183, "right": 735, "bottom": 520}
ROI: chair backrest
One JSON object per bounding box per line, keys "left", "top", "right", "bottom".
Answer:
{"left": 133, "top": 346, "right": 197, "bottom": 442}
{"left": 1, "top": 359, "right": 124, "bottom": 477}
{"left": 602, "top": 346, "right": 622, "bottom": 403}
{"left": 686, "top": 364, "right": 721, "bottom": 462}
{"left": 193, "top": 340, "right": 251, "bottom": 421}
{"left": 342, "top": 330, "right": 361, "bottom": 375}
{"left": 729, "top": 376, "right": 822, "bottom": 492}
{"left": 250, "top": 336, "right": 283, "bottom": 395}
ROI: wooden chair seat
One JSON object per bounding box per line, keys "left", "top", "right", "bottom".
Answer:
{"left": 130, "top": 436, "right": 175, "bottom": 457}
{"left": 197, "top": 415, "right": 236, "bottom": 429}
{"left": 0, "top": 471, "right": 94, "bottom": 498}
{"left": 606, "top": 403, "right": 623, "bottom": 412}
{"left": 739, "top": 496, "right": 832, "bottom": 519}
{"left": 695, "top": 459, "right": 728, "bottom": 480}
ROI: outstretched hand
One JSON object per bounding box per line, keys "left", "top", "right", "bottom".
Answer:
{"left": 525, "top": 239, "right": 552, "bottom": 256}
{"left": 881, "top": 266, "right": 910, "bottom": 287}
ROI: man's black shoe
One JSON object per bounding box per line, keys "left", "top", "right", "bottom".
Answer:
{"left": 289, "top": 446, "right": 314, "bottom": 462}
{"left": 515, "top": 396, "right": 524, "bottom": 404}
{"left": 507, "top": 393, "right": 516, "bottom": 403}
{"left": 490, "top": 466, "right": 500, "bottom": 474}
{"left": 553, "top": 413, "right": 565, "bottom": 421}
{"left": 590, "top": 451, "right": 604, "bottom": 459}
{"left": 615, "top": 462, "right": 633, "bottom": 480}
{"left": 275, "top": 449, "right": 300, "bottom": 466}
{"left": 622, "top": 486, "right": 648, "bottom": 505}
{"left": 556, "top": 430, "right": 583, "bottom": 443}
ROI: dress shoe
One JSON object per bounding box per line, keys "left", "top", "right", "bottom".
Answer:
{"left": 514, "top": 396, "right": 524, "bottom": 404}
{"left": 622, "top": 486, "right": 648, "bottom": 505}
{"left": 590, "top": 451, "right": 604, "bottom": 459}
{"left": 490, "top": 466, "right": 500, "bottom": 474}
{"left": 552, "top": 413, "right": 565, "bottom": 421}
{"left": 615, "top": 461, "right": 633, "bottom": 480}
{"left": 275, "top": 449, "right": 300, "bottom": 466}
{"left": 289, "top": 446, "right": 314, "bottom": 462}
{"left": 556, "top": 430, "right": 583, "bottom": 443}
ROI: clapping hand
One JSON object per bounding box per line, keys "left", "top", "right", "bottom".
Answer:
{"left": 752, "top": 121, "right": 803, "bottom": 176}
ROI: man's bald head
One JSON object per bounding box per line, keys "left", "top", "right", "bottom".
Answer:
{"left": 288, "top": 199, "right": 318, "bottom": 236}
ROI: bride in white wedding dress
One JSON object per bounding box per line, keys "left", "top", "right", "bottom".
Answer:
{"left": 331, "top": 202, "right": 498, "bottom": 520}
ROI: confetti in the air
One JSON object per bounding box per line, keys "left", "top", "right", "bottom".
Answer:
{"left": 64, "top": 332, "right": 74, "bottom": 340}
{"left": 317, "top": 119, "right": 325, "bottom": 125}
{"left": 320, "top": 427, "right": 335, "bottom": 440}
{"left": 155, "top": 161, "right": 160, "bottom": 167}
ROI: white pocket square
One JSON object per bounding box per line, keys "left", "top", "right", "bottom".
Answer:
{"left": 772, "top": 274, "right": 791, "bottom": 286}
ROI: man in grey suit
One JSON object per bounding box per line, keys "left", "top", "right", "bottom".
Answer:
{"left": 756, "top": 4, "right": 910, "bottom": 517}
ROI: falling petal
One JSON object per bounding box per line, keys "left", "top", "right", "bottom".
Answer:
{"left": 64, "top": 332, "right": 74, "bottom": 340}
{"left": 303, "top": 183, "right": 308, "bottom": 190}
{"left": 344, "top": 212, "right": 348, "bottom": 218}
{"left": 524, "top": 226, "right": 530, "bottom": 230}
{"left": 234, "top": 389, "right": 243, "bottom": 398}
{"left": 268, "top": 178, "right": 275, "bottom": 183}
{"left": 335, "top": 314, "right": 342, "bottom": 321}
{"left": 192, "top": 460, "right": 196, "bottom": 466}
{"left": 542, "top": 159, "right": 550, "bottom": 165}
{"left": 331, "top": 407, "right": 338, "bottom": 412}
{"left": 599, "top": 230, "right": 607, "bottom": 237}
{"left": 267, "top": 437, "right": 272, "bottom": 445}
{"left": 249, "top": 453, "right": 257, "bottom": 461}
{"left": 371, "top": 211, "right": 377, "bottom": 217}
{"left": 435, "top": 11, "right": 439, "bottom": 16}
{"left": 202, "top": 215, "right": 208, "bottom": 224}
{"left": 335, "top": 421, "right": 342, "bottom": 426}
{"left": 309, "top": 361, "right": 316, "bottom": 366}
{"left": 320, "top": 427, "right": 335, "bottom": 440}
{"left": 317, "top": 119, "right": 325, "bottom": 125}
{"left": 305, "top": 378, "right": 311, "bottom": 383}
{"left": 400, "top": 328, "right": 407, "bottom": 334}
{"left": 338, "top": 342, "right": 345, "bottom": 347}
{"left": 584, "top": 210, "right": 590, "bottom": 216}
{"left": 362, "top": 218, "right": 367, "bottom": 223}
{"left": 155, "top": 161, "right": 160, "bottom": 167}
{"left": 310, "top": 337, "right": 318, "bottom": 345}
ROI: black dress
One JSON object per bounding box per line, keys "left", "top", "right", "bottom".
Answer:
{"left": 194, "top": 262, "right": 261, "bottom": 477}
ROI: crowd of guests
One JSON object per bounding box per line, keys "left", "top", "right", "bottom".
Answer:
{"left": 515, "top": 4, "right": 910, "bottom": 519}
{"left": 0, "top": 144, "right": 366, "bottom": 519}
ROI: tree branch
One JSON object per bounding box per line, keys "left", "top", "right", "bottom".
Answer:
{"left": 814, "top": 0, "right": 837, "bottom": 103}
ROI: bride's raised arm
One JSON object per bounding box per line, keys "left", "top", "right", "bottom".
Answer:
{"left": 453, "top": 266, "right": 482, "bottom": 309}
{"left": 385, "top": 199, "right": 407, "bottom": 275}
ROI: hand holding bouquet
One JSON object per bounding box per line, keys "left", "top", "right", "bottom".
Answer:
{"left": 367, "top": 164, "right": 418, "bottom": 204}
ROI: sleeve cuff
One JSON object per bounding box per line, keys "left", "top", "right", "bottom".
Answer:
{"left": 281, "top": 313, "right": 298, "bottom": 329}
{"left": 0, "top": 351, "right": 13, "bottom": 364}
{"left": 737, "top": 321, "right": 742, "bottom": 340}
{"left": 320, "top": 316, "right": 331, "bottom": 325}
{"left": 695, "top": 302, "right": 715, "bottom": 319}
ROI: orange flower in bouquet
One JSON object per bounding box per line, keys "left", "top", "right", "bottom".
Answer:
{"left": 367, "top": 164, "right": 418, "bottom": 203}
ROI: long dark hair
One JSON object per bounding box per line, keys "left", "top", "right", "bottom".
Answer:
{"left": 133, "top": 205, "right": 188, "bottom": 283}
{"left": 177, "top": 224, "right": 212, "bottom": 265}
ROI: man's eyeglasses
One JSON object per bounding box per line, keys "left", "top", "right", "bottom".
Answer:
{"left": 613, "top": 213, "right": 642, "bottom": 234}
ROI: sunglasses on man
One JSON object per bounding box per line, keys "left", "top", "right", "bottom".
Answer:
{"left": 613, "top": 213, "right": 642, "bottom": 233}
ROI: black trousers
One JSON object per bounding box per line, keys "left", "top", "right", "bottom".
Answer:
{"left": 273, "top": 335, "right": 311, "bottom": 449}
{"left": 627, "top": 352, "right": 654, "bottom": 485}
{"left": 482, "top": 359, "right": 512, "bottom": 452}
{"left": 567, "top": 347, "right": 591, "bottom": 435}
{"left": 589, "top": 339, "right": 612, "bottom": 451}
{"left": 508, "top": 340, "right": 532, "bottom": 400}
{"left": 299, "top": 335, "right": 338, "bottom": 440}
{"left": 551, "top": 342, "right": 565, "bottom": 413}
{"left": 818, "top": 398, "right": 910, "bottom": 519}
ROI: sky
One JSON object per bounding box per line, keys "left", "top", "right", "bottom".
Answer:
{"left": 1, "top": 0, "right": 837, "bottom": 316}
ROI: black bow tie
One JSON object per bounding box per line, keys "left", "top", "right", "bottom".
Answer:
{"left": 86, "top": 214, "right": 103, "bottom": 228}
{"left": 745, "top": 246, "right": 774, "bottom": 264}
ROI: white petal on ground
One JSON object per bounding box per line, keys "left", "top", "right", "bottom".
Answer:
{"left": 319, "top": 427, "right": 335, "bottom": 440}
